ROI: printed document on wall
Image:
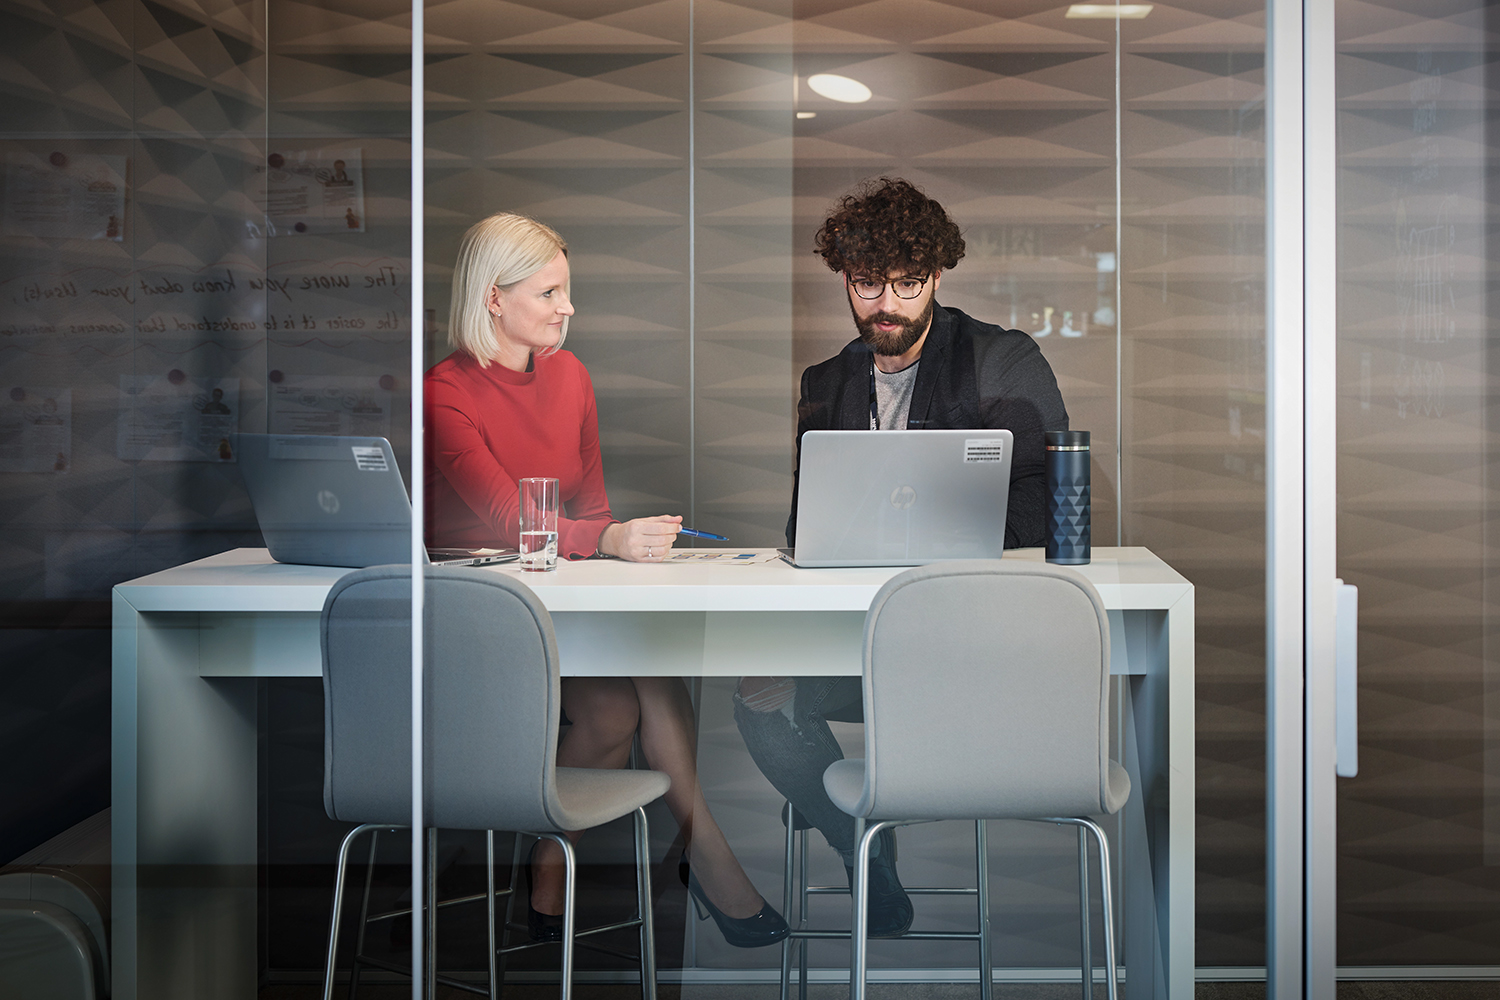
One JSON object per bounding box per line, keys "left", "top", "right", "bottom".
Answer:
{"left": 254, "top": 148, "right": 365, "bottom": 235}
{"left": 0, "top": 386, "right": 71, "bottom": 472}
{"left": 117, "top": 375, "right": 239, "bottom": 462}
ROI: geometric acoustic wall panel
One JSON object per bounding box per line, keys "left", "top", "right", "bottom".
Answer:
{"left": 1, "top": 0, "right": 269, "bottom": 601}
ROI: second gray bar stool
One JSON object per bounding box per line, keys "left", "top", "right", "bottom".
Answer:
{"left": 824, "top": 561, "right": 1131, "bottom": 1000}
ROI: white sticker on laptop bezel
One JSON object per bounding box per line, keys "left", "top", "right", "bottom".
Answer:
{"left": 964, "top": 438, "right": 1005, "bottom": 463}
{"left": 351, "top": 445, "right": 388, "bottom": 471}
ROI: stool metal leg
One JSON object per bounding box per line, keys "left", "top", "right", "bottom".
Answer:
{"left": 426, "top": 827, "right": 438, "bottom": 999}
{"left": 1048, "top": 818, "right": 1118, "bottom": 1000}
{"left": 779, "top": 807, "right": 796, "bottom": 1000}
{"left": 1078, "top": 826, "right": 1092, "bottom": 1000}
{"left": 975, "top": 820, "right": 992, "bottom": 1000}
{"left": 323, "top": 823, "right": 385, "bottom": 1000}
{"left": 487, "top": 831, "right": 499, "bottom": 1000}
{"left": 501, "top": 832, "right": 523, "bottom": 955}
{"left": 1088, "top": 820, "right": 1119, "bottom": 1000}
{"left": 536, "top": 832, "right": 578, "bottom": 1000}
{"left": 633, "top": 807, "right": 658, "bottom": 1000}
{"left": 797, "top": 827, "right": 809, "bottom": 1000}
{"left": 850, "top": 819, "right": 896, "bottom": 1000}
{"left": 349, "top": 829, "right": 380, "bottom": 1000}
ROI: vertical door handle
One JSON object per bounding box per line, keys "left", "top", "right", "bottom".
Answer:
{"left": 1335, "top": 580, "right": 1359, "bottom": 777}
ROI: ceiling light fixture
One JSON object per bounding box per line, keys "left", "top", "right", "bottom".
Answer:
{"left": 1066, "top": 4, "right": 1153, "bottom": 17}
{"left": 796, "top": 111, "right": 817, "bottom": 119}
{"left": 806, "top": 73, "right": 872, "bottom": 103}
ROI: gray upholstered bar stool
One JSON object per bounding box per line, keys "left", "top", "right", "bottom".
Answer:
{"left": 824, "top": 561, "right": 1131, "bottom": 1000}
{"left": 319, "top": 565, "right": 671, "bottom": 1000}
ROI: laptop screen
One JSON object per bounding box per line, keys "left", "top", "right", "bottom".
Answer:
{"left": 793, "top": 429, "right": 1012, "bottom": 567}
{"left": 238, "top": 433, "right": 411, "bottom": 567}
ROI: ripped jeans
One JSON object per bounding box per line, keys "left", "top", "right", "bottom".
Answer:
{"left": 733, "top": 675, "right": 886, "bottom": 865}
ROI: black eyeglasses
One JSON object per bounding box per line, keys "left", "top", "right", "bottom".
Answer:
{"left": 847, "top": 274, "right": 929, "bottom": 300}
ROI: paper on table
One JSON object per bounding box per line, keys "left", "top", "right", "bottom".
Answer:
{"left": 665, "top": 551, "right": 779, "bottom": 564}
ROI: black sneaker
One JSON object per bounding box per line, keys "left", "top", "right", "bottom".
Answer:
{"left": 844, "top": 828, "right": 913, "bottom": 938}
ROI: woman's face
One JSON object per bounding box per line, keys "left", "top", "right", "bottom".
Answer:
{"left": 489, "top": 250, "right": 573, "bottom": 356}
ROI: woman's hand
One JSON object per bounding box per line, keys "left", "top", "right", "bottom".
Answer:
{"left": 598, "top": 515, "right": 683, "bottom": 562}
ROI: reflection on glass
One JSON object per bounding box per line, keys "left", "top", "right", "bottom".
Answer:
{"left": 0, "top": 0, "right": 1294, "bottom": 991}
{"left": 1336, "top": 0, "right": 1500, "bottom": 967}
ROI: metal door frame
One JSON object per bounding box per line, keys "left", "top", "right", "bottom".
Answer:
{"left": 1266, "top": 0, "right": 1338, "bottom": 997}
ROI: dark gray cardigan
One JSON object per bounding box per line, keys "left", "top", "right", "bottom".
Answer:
{"left": 787, "top": 304, "right": 1070, "bottom": 548}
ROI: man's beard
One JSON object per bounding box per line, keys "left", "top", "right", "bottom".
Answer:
{"left": 851, "top": 296, "right": 934, "bottom": 357}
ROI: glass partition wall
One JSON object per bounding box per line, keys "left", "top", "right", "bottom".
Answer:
{"left": 1333, "top": 0, "right": 1500, "bottom": 973}
{"left": 421, "top": 0, "right": 1269, "bottom": 988}
{"left": 0, "top": 9, "right": 279, "bottom": 995}
{"left": 0, "top": 0, "right": 1308, "bottom": 995}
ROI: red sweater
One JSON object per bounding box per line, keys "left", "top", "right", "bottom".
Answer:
{"left": 425, "top": 349, "right": 612, "bottom": 559}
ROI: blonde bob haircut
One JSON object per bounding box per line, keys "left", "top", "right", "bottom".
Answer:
{"left": 450, "top": 212, "right": 569, "bottom": 367}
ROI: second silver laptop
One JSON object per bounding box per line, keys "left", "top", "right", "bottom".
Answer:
{"left": 788, "top": 428, "right": 1014, "bottom": 568}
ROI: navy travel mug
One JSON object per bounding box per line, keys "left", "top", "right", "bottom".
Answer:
{"left": 1046, "top": 430, "right": 1090, "bottom": 565}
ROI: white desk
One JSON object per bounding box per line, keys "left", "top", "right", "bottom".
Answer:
{"left": 112, "top": 546, "right": 1193, "bottom": 998}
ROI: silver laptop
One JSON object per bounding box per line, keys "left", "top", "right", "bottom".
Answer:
{"left": 783, "top": 429, "right": 1013, "bottom": 568}
{"left": 238, "top": 433, "right": 517, "bottom": 568}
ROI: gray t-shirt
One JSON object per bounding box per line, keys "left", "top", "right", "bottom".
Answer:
{"left": 872, "top": 360, "right": 919, "bottom": 430}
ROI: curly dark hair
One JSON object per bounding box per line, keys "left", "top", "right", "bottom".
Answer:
{"left": 814, "top": 177, "right": 965, "bottom": 278}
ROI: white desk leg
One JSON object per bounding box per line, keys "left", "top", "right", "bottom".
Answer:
{"left": 1117, "top": 595, "right": 1194, "bottom": 1000}
{"left": 112, "top": 599, "right": 259, "bottom": 1000}
{"left": 1119, "top": 610, "right": 1164, "bottom": 1000}
{"left": 1166, "top": 590, "right": 1195, "bottom": 999}
{"left": 112, "top": 592, "right": 139, "bottom": 1000}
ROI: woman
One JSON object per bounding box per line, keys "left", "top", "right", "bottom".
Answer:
{"left": 426, "top": 212, "right": 787, "bottom": 948}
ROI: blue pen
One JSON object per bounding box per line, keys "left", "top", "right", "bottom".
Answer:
{"left": 678, "top": 527, "right": 728, "bottom": 541}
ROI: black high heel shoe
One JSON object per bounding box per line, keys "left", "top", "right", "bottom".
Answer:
{"left": 679, "top": 851, "right": 789, "bottom": 948}
{"left": 526, "top": 841, "right": 565, "bottom": 943}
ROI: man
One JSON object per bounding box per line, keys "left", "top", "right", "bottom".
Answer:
{"left": 734, "top": 177, "right": 1068, "bottom": 937}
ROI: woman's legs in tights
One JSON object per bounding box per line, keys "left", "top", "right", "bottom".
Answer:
{"left": 531, "top": 676, "right": 767, "bottom": 920}
{"left": 630, "top": 677, "right": 765, "bottom": 918}
{"left": 530, "top": 677, "right": 640, "bottom": 915}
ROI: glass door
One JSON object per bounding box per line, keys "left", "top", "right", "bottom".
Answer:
{"left": 1332, "top": 0, "right": 1500, "bottom": 982}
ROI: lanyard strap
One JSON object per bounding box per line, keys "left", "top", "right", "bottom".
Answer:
{"left": 868, "top": 357, "right": 879, "bottom": 430}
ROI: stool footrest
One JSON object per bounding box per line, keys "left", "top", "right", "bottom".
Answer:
{"left": 785, "top": 928, "right": 984, "bottom": 942}
{"left": 805, "top": 885, "right": 978, "bottom": 896}
{"left": 365, "top": 886, "right": 516, "bottom": 923}
{"left": 351, "top": 954, "right": 493, "bottom": 997}
{"left": 495, "top": 916, "right": 644, "bottom": 955}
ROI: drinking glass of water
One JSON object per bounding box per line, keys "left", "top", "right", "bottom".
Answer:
{"left": 518, "top": 477, "right": 559, "bottom": 572}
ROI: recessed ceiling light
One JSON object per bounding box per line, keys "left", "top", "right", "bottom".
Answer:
{"left": 1066, "top": 4, "right": 1153, "bottom": 17}
{"left": 806, "top": 73, "right": 872, "bottom": 103}
{"left": 796, "top": 111, "right": 817, "bottom": 119}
